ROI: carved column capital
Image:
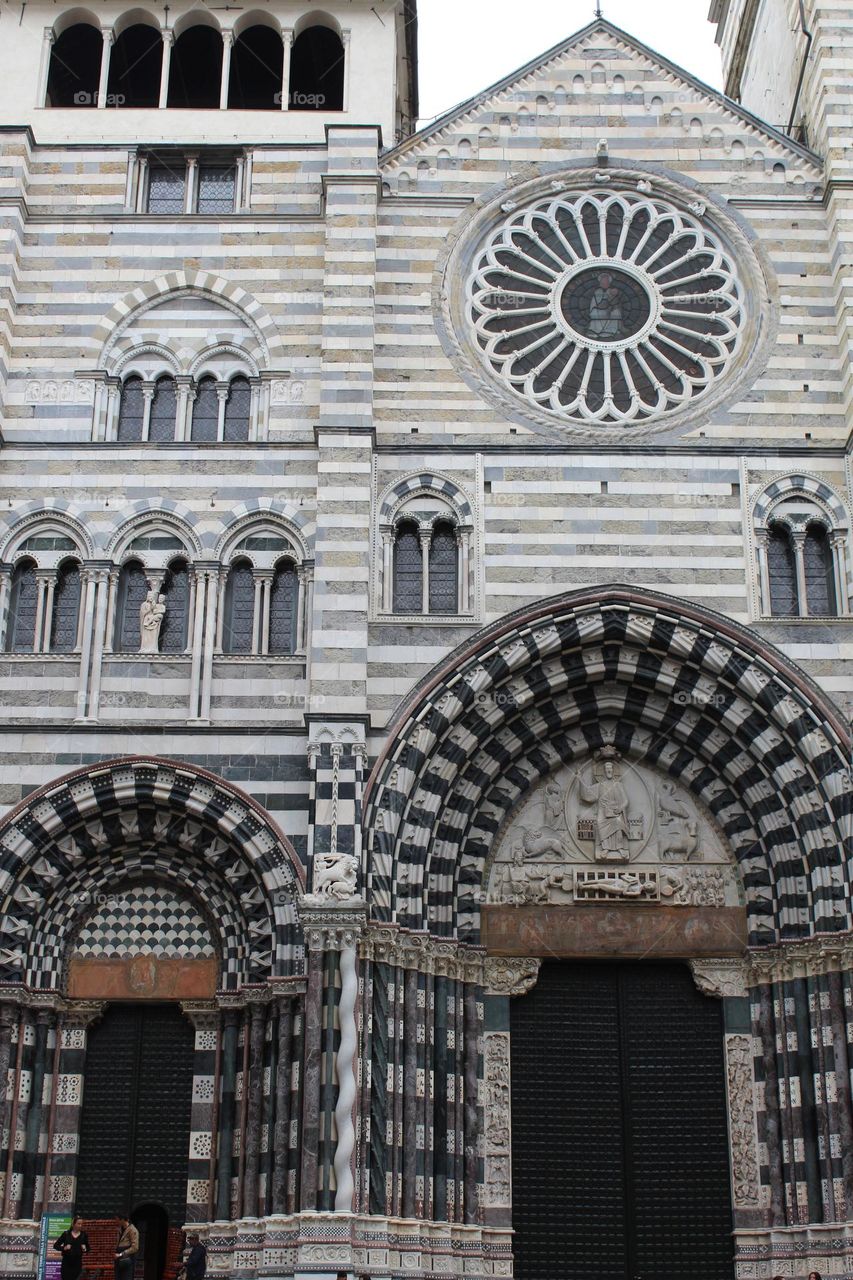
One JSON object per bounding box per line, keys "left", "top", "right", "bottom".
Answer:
{"left": 302, "top": 902, "right": 367, "bottom": 952}
{"left": 483, "top": 956, "right": 540, "bottom": 996}
{"left": 690, "top": 957, "right": 748, "bottom": 999}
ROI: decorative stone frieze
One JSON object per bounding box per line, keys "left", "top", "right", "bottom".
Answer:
{"left": 747, "top": 934, "right": 853, "bottom": 983}
{"left": 360, "top": 924, "right": 485, "bottom": 981}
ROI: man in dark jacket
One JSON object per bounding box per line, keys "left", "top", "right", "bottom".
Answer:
{"left": 185, "top": 1235, "right": 206, "bottom": 1280}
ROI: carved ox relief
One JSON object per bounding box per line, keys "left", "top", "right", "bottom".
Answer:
{"left": 485, "top": 749, "right": 741, "bottom": 910}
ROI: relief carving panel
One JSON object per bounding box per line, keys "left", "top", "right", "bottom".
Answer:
{"left": 485, "top": 749, "right": 740, "bottom": 911}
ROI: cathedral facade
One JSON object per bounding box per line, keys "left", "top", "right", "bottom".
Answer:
{"left": 0, "top": 1, "right": 850, "bottom": 1278}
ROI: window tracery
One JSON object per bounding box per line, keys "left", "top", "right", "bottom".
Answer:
{"left": 467, "top": 189, "right": 743, "bottom": 428}
{"left": 754, "top": 485, "right": 850, "bottom": 619}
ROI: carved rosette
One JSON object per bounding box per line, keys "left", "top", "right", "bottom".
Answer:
{"left": 483, "top": 957, "right": 541, "bottom": 997}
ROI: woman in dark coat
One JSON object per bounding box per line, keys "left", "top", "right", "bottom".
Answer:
{"left": 53, "top": 1217, "right": 90, "bottom": 1280}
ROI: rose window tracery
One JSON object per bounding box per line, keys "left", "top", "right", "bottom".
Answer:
{"left": 467, "top": 190, "right": 744, "bottom": 427}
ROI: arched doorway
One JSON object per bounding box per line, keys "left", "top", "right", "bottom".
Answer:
{"left": 75, "top": 1005, "right": 195, "bottom": 1225}
{"left": 132, "top": 1203, "right": 170, "bottom": 1280}
{"left": 510, "top": 961, "right": 734, "bottom": 1280}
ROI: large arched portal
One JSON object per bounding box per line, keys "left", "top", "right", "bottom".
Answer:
{"left": 363, "top": 586, "right": 852, "bottom": 1279}
{"left": 0, "top": 757, "right": 305, "bottom": 1230}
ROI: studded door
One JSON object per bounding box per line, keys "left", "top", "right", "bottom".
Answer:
{"left": 509, "top": 962, "right": 734, "bottom": 1280}
{"left": 76, "top": 1004, "right": 195, "bottom": 1222}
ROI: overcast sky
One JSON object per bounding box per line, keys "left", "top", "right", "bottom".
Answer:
{"left": 416, "top": 0, "right": 723, "bottom": 126}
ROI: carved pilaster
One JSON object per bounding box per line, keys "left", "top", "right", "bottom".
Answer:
{"left": 481, "top": 1032, "right": 512, "bottom": 1220}
{"left": 724, "top": 1033, "right": 762, "bottom": 1210}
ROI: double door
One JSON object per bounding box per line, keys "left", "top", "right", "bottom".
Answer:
{"left": 510, "top": 962, "right": 735, "bottom": 1280}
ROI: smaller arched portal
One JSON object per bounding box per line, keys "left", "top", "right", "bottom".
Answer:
{"left": 0, "top": 757, "right": 305, "bottom": 1233}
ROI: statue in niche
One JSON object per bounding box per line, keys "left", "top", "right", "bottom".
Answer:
{"left": 139, "top": 588, "right": 166, "bottom": 654}
{"left": 657, "top": 780, "right": 699, "bottom": 860}
{"left": 576, "top": 748, "right": 633, "bottom": 862}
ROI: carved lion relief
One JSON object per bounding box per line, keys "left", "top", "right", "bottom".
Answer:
{"left": 485, "top": 749, "right": 741, "bottom": 909}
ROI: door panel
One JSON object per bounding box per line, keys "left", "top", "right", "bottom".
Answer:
{"left": 76, "top": 1004, "right": 195, "bottom": 1222}
{"left": 510, "top": 962, "right": 734, "bottom": 1280}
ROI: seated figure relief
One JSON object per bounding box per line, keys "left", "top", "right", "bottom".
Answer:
{"left": 485, "top": 744, "right": 739, "bottom": 910}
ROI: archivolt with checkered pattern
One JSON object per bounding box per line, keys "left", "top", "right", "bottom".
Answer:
{"left": 363, "top": 586, "right": 851, "bottom": 944}
{"left": 0, "top": 757, "right": 304, "bottom": 989}
{"left": 752, "top": 473, "right": 849, "bottom": 531}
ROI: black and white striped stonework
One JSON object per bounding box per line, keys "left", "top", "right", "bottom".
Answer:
{"left": 0, "top": 757, "right": 305, "bottom": 988}
{"left": 364, "top": 585, "right": 852, "bottom": 946}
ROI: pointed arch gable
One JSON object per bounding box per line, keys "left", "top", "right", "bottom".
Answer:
{"left": 0, "top": 756, "right": 305, "bottom": 991}
{"left": 363, "top": 585, "right": 851, "bottom": 947}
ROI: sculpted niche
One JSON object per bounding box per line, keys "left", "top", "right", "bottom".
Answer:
{"left": 484, "top": 747, "right": 741, "bottom": 909}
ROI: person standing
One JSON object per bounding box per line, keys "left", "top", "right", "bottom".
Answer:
{"left": 114, "top": 1213, "right": 139, "bottom": 1280}
{"left": 53, "top": 1216, "right": 89, "bottom": 1280}
{"left": 184, "top": 1235, "right": 206, "bottom": 1280}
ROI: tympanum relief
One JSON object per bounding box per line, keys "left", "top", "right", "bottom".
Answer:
{"left": 485, "top": 748, "right": 739, "bottom": 909}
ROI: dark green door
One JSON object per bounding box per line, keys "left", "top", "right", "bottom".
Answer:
{"left": 509, "top": 962, "right": 734, "bottom": 1280}
{"left": 76, "top": 1004, "right": 195, "bottom": 1223}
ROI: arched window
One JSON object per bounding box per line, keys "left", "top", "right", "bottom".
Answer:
{"left": 191, "top": 377, "right": 219, "bottom": 442}
{"left": 223, "top": 559, "right": 254, "bottom": 654}
{"left": 49, "top": 561, "right": 82, "bottom": 652}
{"left": 804, "top": 523, "right": 837, "bottom": 616}
{"left": 160, "top": 559, "right": 190, "bottom": 652}
{"left": 767, "top": 525, "right": 798, "bottom": 618}
{"left": 107, "top": 23, "right": 162, "bottom": 107}
{"left": 393, "top": 521, "right": 422, "bottom": 614}
{"left": 167, "top": 26, "right": 223, "bottom": 109}
{"left": 289, "top": 25, "right": 344, "bottom": 111}
{"left": 269, "top": 561, "right": 298, "bottom": 654}
{"left": 228, "top": 25, "right": 283, "bottom": 110}
{"left": 429, "top": 522, "right": 458, "bottom": 614}
{"left": 148, "top": 375, "right": 177, "bottom": 443}
{"left": 46, "top": 23, "right": 102, "bottom": 107}
{"left": 6, "top": 560, "right": 38, "bottom": 652}
{"left": 224, "top": 376, "right": 251, "bottom": 441}
{"left": 117, "top": 376, "right": 145, "bottom": 442}
{"left": 115, "top": 560, "right": 148, "bottom": 651}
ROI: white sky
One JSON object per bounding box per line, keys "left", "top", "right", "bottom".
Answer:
{"left": 416, "top": 0, "right": 723, "bottom": 126}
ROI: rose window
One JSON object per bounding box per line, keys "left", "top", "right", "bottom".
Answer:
{"left": 467, "top": 190, "right": 744, "bottom": 427}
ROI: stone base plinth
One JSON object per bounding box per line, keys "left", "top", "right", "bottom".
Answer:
{"left": 202, "top": 1213, "right": 513, "bottom": 1280}
{"left": 735, "top": 1222, "right": 853, "bottom": 1278}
